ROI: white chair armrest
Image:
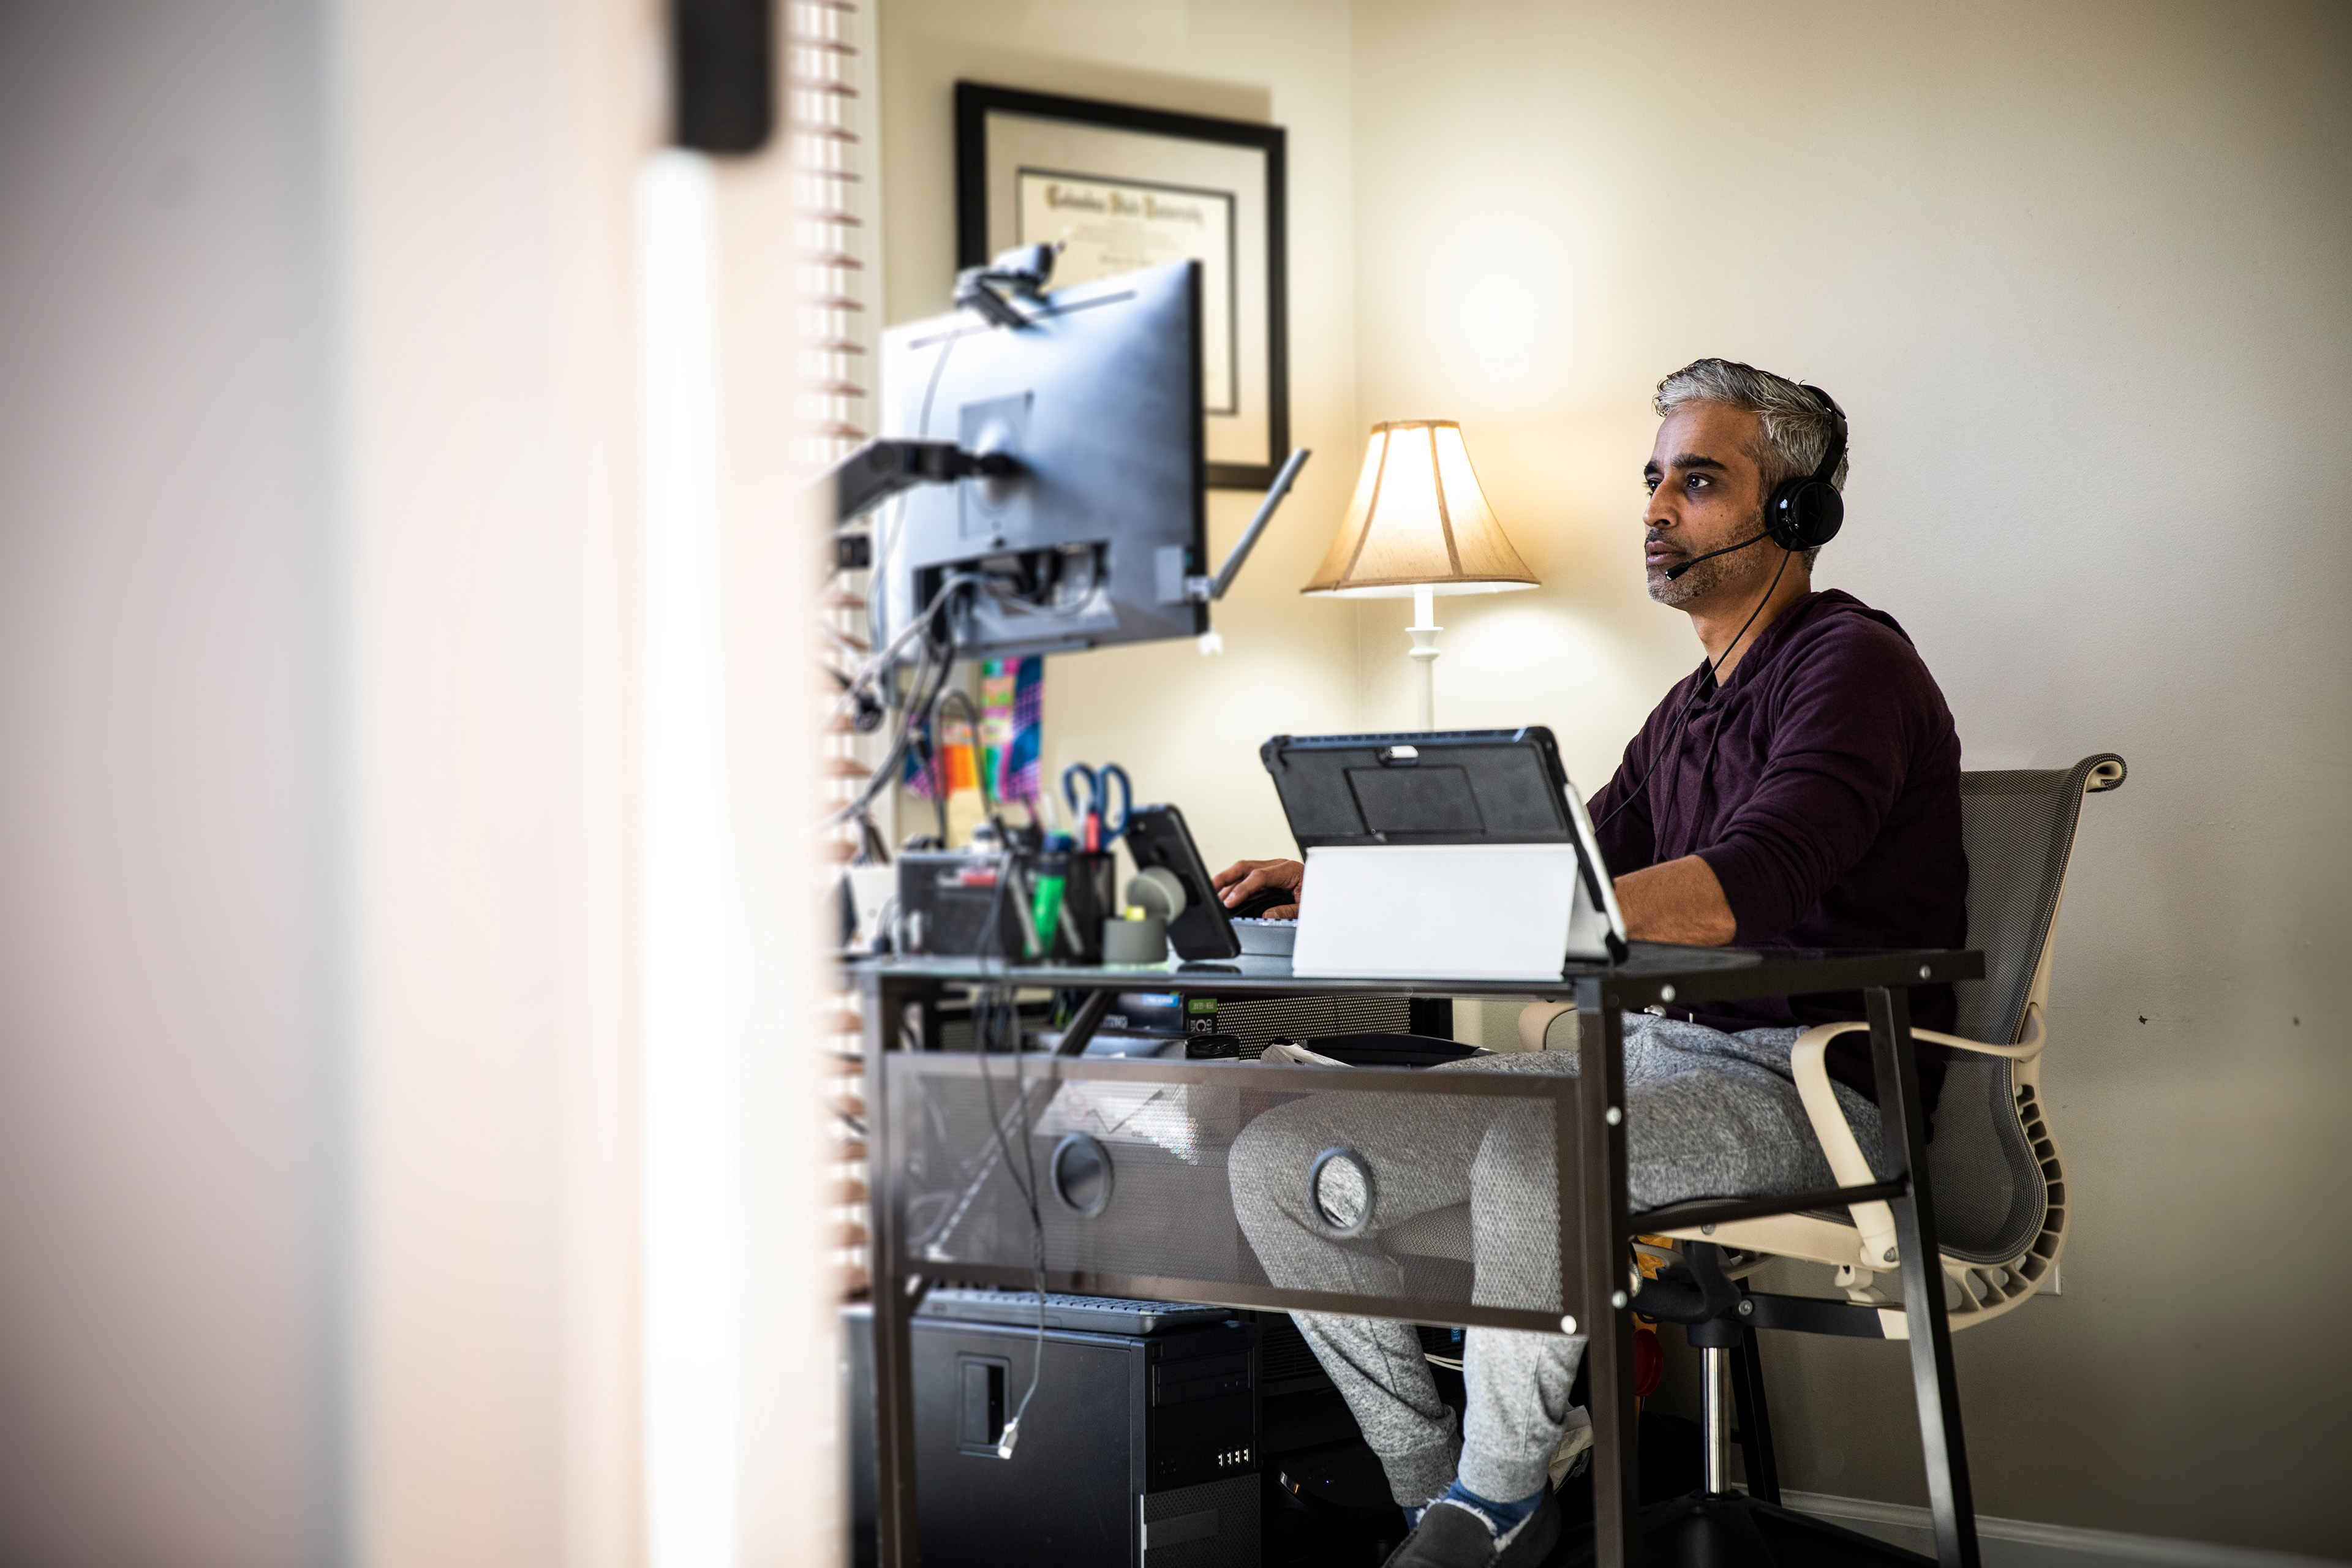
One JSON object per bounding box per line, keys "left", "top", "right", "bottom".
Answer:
{"left": 1790, "top": 1023, "right": 1904, "bottom": 1267}
{"left": 1909, "top": 1003, "right": 2046, "bottom": 1062}
{"left": 1789, "top": 1005, "right": 2045, "bottom": 1267}
{"left": 1509, "top": 998, "right": 2042, "bottom": 1060}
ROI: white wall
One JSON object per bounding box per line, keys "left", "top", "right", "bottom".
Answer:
{"left": 0, "top": 4, "right": 333, "bottom": 1562}
{"left": 337, "top": 0, "right": 650, "bottom": 1561}
{"left": 878, "top": 0, "right": 2352, "bottom": 1555}
{"left": 1, "top": 1, "right": 664, "bottom": 1564}
{"left": 709, "top": 141, "right": 850, "bottom": 1568}
{"left": 2, "top": 2, "right": 844, "bottom": 1564}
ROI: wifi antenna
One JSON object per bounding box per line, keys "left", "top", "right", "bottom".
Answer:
{"left": 1176, "top": 447, "right": 1313, "bottom": 604}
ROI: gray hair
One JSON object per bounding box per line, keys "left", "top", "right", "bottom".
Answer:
{"left": 1653, "top": 358, "right": 1847, "bottom": 566}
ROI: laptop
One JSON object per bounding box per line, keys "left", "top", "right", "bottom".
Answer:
{"left": 1257, "top": 728, "right": 1630, "bottom": 979}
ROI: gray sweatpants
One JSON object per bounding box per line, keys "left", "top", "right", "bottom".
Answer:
{"left": 1228, "top": 1014, "right": 1888, "bottom": 1507}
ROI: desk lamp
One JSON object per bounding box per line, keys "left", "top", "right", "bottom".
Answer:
{"left": 1303, "top": 420, "right": 1537, "bottom": 729}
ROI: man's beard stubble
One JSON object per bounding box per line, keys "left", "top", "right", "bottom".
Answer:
{"left": 1646, "top": 503, "right": 1776, "bottom": 606}
{"left": 1646, "top": 547, "right": 1731, "bottom": 607}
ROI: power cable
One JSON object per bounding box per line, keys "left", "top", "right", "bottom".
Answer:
{"left": 967, "top": 875, "right": 1049, "bottom": 1460}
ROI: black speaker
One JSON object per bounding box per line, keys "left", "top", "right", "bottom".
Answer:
{"left": 845, "top": 1304, "right": 1262, "bottom": 1566}
{"left": 671, "top": 0, "right": 773, "bottom": 154}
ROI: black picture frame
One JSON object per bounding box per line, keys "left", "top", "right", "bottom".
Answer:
{"left": 955, "top": 81, "right": 1289, "bottom": 491}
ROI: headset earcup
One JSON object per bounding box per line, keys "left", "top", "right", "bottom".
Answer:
{"left": 1768, "top": 384, "right": 1849, "bottom": 552}
{"left": 1798, "top": 483, "right": 1844, "bottom": 548}
{"left": 1770, "top": 480, "right": 1844, "bottom": 551}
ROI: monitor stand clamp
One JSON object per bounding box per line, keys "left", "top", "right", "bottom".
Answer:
{"left": 822, "top": 439, "right": 1018, "bottom": 529}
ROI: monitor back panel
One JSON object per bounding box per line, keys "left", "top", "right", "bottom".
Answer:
{"left": 876, "top": 260, "right": 1205, "bottom": 662}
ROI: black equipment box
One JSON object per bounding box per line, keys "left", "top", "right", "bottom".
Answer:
{"left": 845, "top": 1304, "right": 1261, "bottom": 1567}
{"left": 895, "top": 848, "right": 1119, "bottom": 963}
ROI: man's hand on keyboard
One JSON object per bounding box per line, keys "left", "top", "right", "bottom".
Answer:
{"left": 1213, "top": 857, "right": 1304, "bottom": 919}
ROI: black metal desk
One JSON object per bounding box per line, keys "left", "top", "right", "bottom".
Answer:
{"left": 856, "top": 943, "right": 1985, "bottom": 1568}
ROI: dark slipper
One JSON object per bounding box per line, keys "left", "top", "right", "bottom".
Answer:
{"left": 1382, "top": 1489, "right": 1561, "bottom": 1568}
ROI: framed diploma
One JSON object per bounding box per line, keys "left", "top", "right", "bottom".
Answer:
{"left": 956, "top": 82, "right": 1288, "bottom": 490}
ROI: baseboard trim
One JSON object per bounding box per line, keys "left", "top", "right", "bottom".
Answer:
{"left": 1780, "top": 1490, "right": 2343, "bottom": 1567}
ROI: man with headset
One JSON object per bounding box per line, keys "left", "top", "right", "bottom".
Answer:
{"left": 1218, "top": 360, "right": 1966, "bottom": 1567}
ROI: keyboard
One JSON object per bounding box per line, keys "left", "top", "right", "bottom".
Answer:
{"left": 918, "top": 1288, "right": 1234, "bottom": 1336}
{"left": 1229, "top": 916, "right": 1297, "bottom": 957}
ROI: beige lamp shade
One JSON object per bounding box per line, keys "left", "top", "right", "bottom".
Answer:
{"left": 1302, "top": 420, "right": 1539, "bottom": 597}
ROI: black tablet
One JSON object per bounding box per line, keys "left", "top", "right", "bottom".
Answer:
{"left": 1259, "top": 728, "right": 1577, "bottom": 846}
{"left": 1258, "top": 728, "right": 1629, "bottom": 959}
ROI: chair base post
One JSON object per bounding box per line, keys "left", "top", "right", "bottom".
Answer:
{"left": 1699, "top": 1345, "right": 1732, "bottom": 1496}
{"left": 1698, "top": 1345, "right": 1733, "bottom": 1498}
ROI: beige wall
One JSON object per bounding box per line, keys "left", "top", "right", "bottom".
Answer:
{"left": 881, "top": 0, "right": 2352, "bottom": 1554}
{"left": 1351, "top": 2, "right": 2352, "bottom": 1551}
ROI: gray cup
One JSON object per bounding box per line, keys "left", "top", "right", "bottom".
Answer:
{"left": 1099, "top": 914, "right": 1169, "bottom": 964}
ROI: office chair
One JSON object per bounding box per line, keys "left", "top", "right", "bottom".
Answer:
{"left": 1389, "top": 753, "right": 2127, "bottom": 1563}
{"left": 1643, "top": 755, "right": 2125, "bottom": 1306}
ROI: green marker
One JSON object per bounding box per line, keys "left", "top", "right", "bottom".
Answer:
{"left": 1031, "top": 872, "right": 1066, "bottom": 952}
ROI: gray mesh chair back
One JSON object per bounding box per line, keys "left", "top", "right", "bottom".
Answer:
{"left": 1928, "top": 753, "right": 2125, "bottom": 1264}
{"left": 1951, "top": 754, "right": 2127, "bottom": 1044}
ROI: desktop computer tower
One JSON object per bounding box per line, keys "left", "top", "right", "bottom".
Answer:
{"left": 845, "top": 1303, "right": 1259, "bottom": 1567}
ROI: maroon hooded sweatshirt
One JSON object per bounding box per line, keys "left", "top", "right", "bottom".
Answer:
{"left": 1588, "top": 589, "right": 1967, "bottom": 1111}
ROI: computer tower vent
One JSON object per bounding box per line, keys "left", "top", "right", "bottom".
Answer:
{"left": 1207, "top": 994, "right": 1415, "bottom": 1057}
{"left": 1256, "top": 1315, "right": 1329, "bottom": 1393}
{"left": 1141, "top": 1473, "right": 1259, "bottom": 1567}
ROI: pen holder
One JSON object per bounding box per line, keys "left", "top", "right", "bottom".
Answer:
{"left": 1015, "top": 847, "right": 1119, "bottom": 964}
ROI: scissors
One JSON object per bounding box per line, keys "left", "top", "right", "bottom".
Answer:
{"left": 1060, "top": 763, "right": 1133, "bottom": 853}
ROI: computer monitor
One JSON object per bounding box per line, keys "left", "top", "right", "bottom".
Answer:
{"left": 868, "top": 259, "right": 1205, "bottom": 665}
